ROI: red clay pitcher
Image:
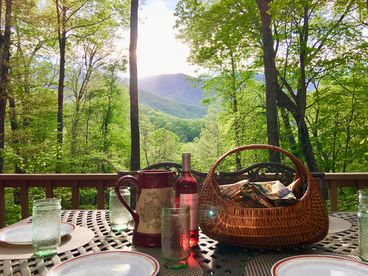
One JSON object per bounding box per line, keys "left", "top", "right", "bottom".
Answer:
{"left": 114, "top": 170, "right": 175, "bottom": 247}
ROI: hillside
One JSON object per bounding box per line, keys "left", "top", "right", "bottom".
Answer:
{"left": 140, "top": 106, "right": 203, "bottom": 142}
{"left": 138, "top": 73, "right": 204, "bottom": 107}
{"left": 139, "top": 89, "right": 206, "bottom": 119}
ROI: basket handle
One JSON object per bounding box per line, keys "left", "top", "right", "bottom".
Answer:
{"left": 208, "top": 144, "right": 315, "bottom": 192}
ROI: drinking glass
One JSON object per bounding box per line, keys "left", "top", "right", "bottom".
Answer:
{"left": 109, "top": 187, "right": 132, "bottom": 232}
{"left": 161, "top": 205, "right": 190, "bottom": 269}
{"left": 359, "top": 189, "right": 368, "bottom": 261}
{"left": 32, "top": 198, "right": 61, "bottom": 257}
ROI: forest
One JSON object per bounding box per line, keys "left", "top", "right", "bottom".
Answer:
{"left": 0, "top": 0, "right": 367, "bottom": 178}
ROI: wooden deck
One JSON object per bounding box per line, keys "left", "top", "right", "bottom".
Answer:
{"left": 0, "top": 172, "right": 367, "bottom": 227}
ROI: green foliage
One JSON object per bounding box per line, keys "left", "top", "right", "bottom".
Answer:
{"left": 3, "top": 0, "right": 368, "bottom": 226}
{"left": 337, "top": 188, "right": 358, "bottom": 211}
{"left": 141, "top": 106, "right": 203, "bottom": 143}
{"left": 306, "top": 61, "right": 368, "bottom": 172}
{"left": 140, "top": 125, "right": 182, "bottom": 167}
{"left": 5, "top": 189, "right": 21, "bottom": 225}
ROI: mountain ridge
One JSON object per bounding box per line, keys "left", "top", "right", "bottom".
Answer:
{"left": 139, "top": 88, "right": 206, "bottom": 119}
{"left": 138, "top": 73, "right": 204, "bottom": 107}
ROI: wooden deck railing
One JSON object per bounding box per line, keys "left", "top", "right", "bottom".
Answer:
{"left": 0, "top": 174, "right": 120, "bottom": 228}
{"left": 0, "top": 172, "right": 367, "bottom": 228}
{"left": 325, "top": 173, "right": 368, "bottom": 212}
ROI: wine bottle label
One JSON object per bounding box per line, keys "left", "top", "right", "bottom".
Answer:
{"left": 180, "top": 193, "right": 199, "bottom": 231}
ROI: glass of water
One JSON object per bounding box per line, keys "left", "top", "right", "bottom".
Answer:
{"left": 161, "top": 205, "right": 190, "bottom": 269}
{"left": 109, "top": 187, "right": 132, "bottom": 232}
{"left": 32, "top": 198, "right": 61, "bottom": 257}
{"left": 359, "top": 189, "right": 368, "bottom": 261}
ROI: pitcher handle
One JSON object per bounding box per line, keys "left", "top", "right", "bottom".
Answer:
{"left": 114, "top": 175, "right": 141, "bottom": 227}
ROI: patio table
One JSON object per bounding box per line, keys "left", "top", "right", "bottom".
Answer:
{"left": 0, "top": 210, "right": 360, "bottom": 276}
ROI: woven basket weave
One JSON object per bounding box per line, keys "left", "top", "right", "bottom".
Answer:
{"left": 199, "top": 144, "right": 328, "bottom": 248}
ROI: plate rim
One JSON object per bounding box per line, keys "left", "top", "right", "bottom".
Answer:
{"left": 46, "top": 250, "right": 160, "bottom": 276}
{"left": 271, "top": 255, "right": 368, "bottom": 276}
{"left": 60, "top": 222, "right": 76, "bottom": 236}
{"left": 0, "top": 221, "right": 76, "bottom": 245}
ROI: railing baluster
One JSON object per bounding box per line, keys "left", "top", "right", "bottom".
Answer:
{"left": 20, "top": 181, "right": 29, "bottom": 219}
{"left": 97, "top": 181, "right": 105, "bottom": 209}
{"left": 71, "top": 180, "right": 80, "bottom": 209}
{"left": 329, "top": 180, "right": 338, "bottom": 212}
{"left": 45, "top": 180, "right": 54, "bottom": 198}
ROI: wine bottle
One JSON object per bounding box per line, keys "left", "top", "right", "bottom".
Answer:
{"left": 175, "top": 153, "right": 199, "bottom": 247}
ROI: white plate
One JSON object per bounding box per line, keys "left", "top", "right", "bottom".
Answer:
{"left": 329, "top": 216, "right": 352, "bottom": 233}
{"left": 272, "top": 255, "right": 368, "bottom": 276}
{"left": 0, "top": 222, "right": 75, "bottom": 245}
{"left": 46, "top": 251, "right": 160, "bottom": 276}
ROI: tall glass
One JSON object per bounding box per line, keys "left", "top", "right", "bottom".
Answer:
{"left": 359, "top": 189, "right": 368, "bottom": 261}
{"left": 32, "top": 198, "right": 61, "bottom": 257}
{"left": 161, "top": 206, "right": 190, "bottom": 269}
{"left": 109, "top": 187, "right": 131, "bottom": 232}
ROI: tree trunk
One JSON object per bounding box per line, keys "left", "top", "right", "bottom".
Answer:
{"left": 294, "top": 6, "right": 318, "bottom": 172}
{"left": 255, "top": 0, "right": 281, "bottom": 163}
{"left": 0, "top": 0, "right": 12, "bottom": 173}
{"left": 342, "top": 93, "right": 356, "bottom": 172}
{"left": 230, "top": 52, "right": 242, "bottom": 170}
{"left": 280, "top": 108, "right": 297, "bottom": 155}
{"left": 101, "top": 69, "right": 113, "bottom": 173}
{"left": 70, "top": 100, "right": 80, "bottom": 160}
{"left": 8, "top": 96, "right": 24, "bottom": 173}
{"left": 56, "top": 2, "right": 67, "bottom": 173}
{"left": 295, "top": 115, "right": 318, "bottom": 172}
{"left": 129, "top": 0, "right": 140, "bottom": 170}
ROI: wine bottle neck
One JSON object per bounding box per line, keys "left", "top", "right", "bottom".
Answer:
{"left": 182, "top": 153, "right": 191, "bottom": 172}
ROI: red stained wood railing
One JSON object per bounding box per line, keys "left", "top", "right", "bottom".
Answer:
{"left": 324, "top": 173, "right": 368, "bottom": 212}
{"left": 0, "top": 172, "right": 367, "bottom": 228}
{"left": 0, "top": 174, "right": 121, "bottom": 228}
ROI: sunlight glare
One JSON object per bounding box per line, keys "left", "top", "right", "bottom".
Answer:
{"left": 136, "top": 0, "right": 197, "bottom": 78}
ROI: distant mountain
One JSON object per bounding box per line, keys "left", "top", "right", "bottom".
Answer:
{"left": 138, "top": 73, "right": 204, "bottom": 107}
{"left": 139, "top": 89, "right": 206, "bottom": 119}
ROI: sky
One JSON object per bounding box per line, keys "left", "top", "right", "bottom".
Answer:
{"left": 133, "top": 0, "right": 198, "bottom": 78}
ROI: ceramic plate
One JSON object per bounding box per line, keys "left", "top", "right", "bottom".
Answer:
{"left": 271, "top": 255, "right": 368, "bottom": 276}
{"left": 46, "top": 251, "right": 160, "bottom": 276}
{"left": 0, "top": 222, "right": 75, "bottom": 245}
{"left": 329, "top": 216, "right": 352, "bottom": 233}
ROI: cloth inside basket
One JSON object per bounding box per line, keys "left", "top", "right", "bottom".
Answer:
{"left": 224, "top": 178, "right": 301, "bottom": 208}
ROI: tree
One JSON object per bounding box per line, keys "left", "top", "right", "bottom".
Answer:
{"left": 129, "top": 0, "right": 139, "bottom": 170}
{"left": 176, "top": 0, "right": 364, "bottom": 171}
{"left": 307, "top": 60, "right": 368, "bottom": 172}
{"left": 0, "top": 0, "right": 13, "bottom": 172}
{"left": 8, "top": 0, "right": 56, "bottom": 173}
{"left": 268, "top": 0, "right": 362, "bottom": 171}
{"left": 255, "top": 0, "right": 281, "bottom": 163}
{"left": 146, "top": 128, "right": 181, "bottom": 165}
{"left": 190, "top": 109, "right": 222, "bottom": 171}
{"left": 68, "top": 41, "right": 107, "bottom": 162}
{"left": 54, "top": 0, "right": 123, "bottom": 172}
{"left": 140, "top": 114, "right": 155, "bottom": 167}
{"left": 175, "top": 0, "right": 262, "bottom": 168}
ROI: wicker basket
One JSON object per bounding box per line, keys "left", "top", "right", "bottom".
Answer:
{"left": 199, "top": 144, "right": 328, "bottom": 248}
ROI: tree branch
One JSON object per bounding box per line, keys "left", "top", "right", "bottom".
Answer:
{"left": 66, "top": 0, "right": 89, "bottom": 22}
{"left": 310, "top": 1, "right": 355, "bottom": 57}
{"left": 66, "top": 16, "right": 110, "bottom": 33}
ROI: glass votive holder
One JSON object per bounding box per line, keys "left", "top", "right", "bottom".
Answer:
{"left": 161, "top": 205, "right": 190, "bottom": 269}
{"left": 32, "top": 198, "right": 61, "bottom": 257}
{"left": 359, "top": 189, "right": 368, "bottom": 261}
{"left": 109, "top": 187, "right": 132, "bottom": 232}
